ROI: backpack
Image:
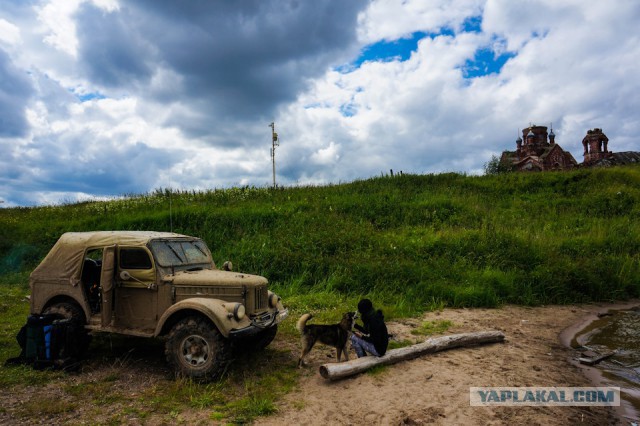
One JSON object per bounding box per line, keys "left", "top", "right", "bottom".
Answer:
{"left": 6, "top": 314, "right": 88, "bottom": 371}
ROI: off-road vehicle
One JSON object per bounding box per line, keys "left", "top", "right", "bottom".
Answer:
{"left": 29, "top": 231, "right": 288, "bottom": 380}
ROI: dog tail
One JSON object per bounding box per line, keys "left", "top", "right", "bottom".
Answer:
{"left": 296, "top": 313, "right": 312, "bottom": 333}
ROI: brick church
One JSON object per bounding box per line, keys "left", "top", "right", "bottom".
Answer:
{"left": 500, "top": 125, "right": 640, "bottom": 172}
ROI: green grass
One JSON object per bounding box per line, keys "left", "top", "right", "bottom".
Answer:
{"left": 3, "top": 167, "right": 639, "bottom": 311}
{"left": 17, "top": 396, "right": 78, "bottom": 417}
{"left": 388, "top": 339, "right": 415, "bottom": 350}
{"left": 410, "top": 320, "right": 454, "bottom": 336}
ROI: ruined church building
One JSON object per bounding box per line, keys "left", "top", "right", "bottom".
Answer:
{"left": 500, "top": 125, "right": 640, "bottom": 172}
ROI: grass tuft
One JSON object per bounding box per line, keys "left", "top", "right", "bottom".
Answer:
{"left": 410, "top": 320, "right": 454, "bottom": 336}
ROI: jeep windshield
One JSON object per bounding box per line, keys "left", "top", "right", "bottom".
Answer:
{"left": 149, "top": 239, "right": 212, "bottom": 267}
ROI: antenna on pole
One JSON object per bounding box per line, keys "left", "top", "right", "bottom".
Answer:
{"left": 169, "top": 188, "right": 173, "bottom": 232}
{"left": 167, "top": 161, "right": 173, "bottom": 233}
{"left": 269, "top": 122, "right": 279, "bottom": 188}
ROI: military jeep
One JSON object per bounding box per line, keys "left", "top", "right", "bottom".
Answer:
{"left": 29, "top": 231, "right": 288, "bottom": 380}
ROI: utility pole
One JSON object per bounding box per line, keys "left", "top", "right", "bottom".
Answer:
{"left": 269, "top": 122, "right": 279, "bottom": 188}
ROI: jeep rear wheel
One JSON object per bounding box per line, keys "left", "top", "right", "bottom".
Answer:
{"left": 165, "top": 316, "right": 231, "bottom": 381}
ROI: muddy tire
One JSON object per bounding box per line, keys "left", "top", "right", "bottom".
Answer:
{"left": 165, "top": 316, "right": 231, "bottom": 381}
{"left": 43, "top": 301, "right": 86, "bottom": 322}
{"left": 43, "top": 301, "right": 91, "bottom": 356}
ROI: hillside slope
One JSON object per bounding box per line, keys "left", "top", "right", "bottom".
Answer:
{"left": 1, "top": 167, "right": 639, "bottom": 310}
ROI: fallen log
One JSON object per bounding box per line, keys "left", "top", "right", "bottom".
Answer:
{"left": 319, "top": 330, "right": 505, "bottom": 381}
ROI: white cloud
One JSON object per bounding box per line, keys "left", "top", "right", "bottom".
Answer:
{"left": 0, "top": 18, "right": 21, "bottom": 46}
{"left": 34, "top": 0, "right": 119, "bottom": 57}
{"left": 36, "top": 0, "right": 83, "bottom": 56}
{"left": 358, "top": 0, "right": 485, "bottom": 42}
{"left": 311, "top": 141, "right": 341, "bottom": 165}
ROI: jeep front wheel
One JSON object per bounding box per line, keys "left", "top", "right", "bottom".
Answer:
{"left": 165, "top": 316, "right": 231, "bottom": 381}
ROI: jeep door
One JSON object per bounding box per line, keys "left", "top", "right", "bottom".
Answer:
{"left": 100, "top": 245, "right": 116, "bottom": 326}
{"left": 114, "top": 246, "right": 158, "bottom": 331}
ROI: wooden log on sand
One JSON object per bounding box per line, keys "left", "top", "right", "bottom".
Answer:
{"left": 319, "top": 330, "right": 505, "bottom": 381}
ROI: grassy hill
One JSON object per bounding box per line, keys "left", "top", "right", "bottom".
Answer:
{"left": 1, "top": 166, "right": 639, "bottom": 314}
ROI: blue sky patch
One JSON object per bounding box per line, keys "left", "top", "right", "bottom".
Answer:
{"left": 338, "top": 30, "right": 454, "bottom": 72}
{"left": 76, "top": 92, "right": 106, "bottom": 102}
{"left": 461, "top": 48, "right": 516, "bottom": 78}
{"left": 354, "top": 31, "right": 427, "bottom": 68}
{"left": 339, "top": 102, "right": 357, "bottom": 117}
{"left": 462, "top": 15, "right": 482, "bottom": 33}
{"left": 339, "top": 19, "right": 485, "bottom": 74}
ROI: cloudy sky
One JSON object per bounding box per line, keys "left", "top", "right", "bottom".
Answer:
{"left": 1, "top": 0, "right": 638, "bottom": 207}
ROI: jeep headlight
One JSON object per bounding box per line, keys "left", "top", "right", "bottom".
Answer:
{"left": 225, "top": 303, "right": 245, "bottom": 320}
{"left": 268, "top": 291, "right": 280, "bottom": 308}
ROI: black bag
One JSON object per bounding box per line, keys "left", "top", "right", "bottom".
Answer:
{"left": 5, "top": 314, "right": 87, "bottom": 371}
{"left": 25, "top": 314, "right": 57, "bottom": 361}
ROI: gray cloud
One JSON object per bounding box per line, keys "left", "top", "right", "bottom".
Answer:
{"left": 75, "top": 5, "right": 155, "bottom": 88}
{"left": 3, "top": 134, "right": 186, "bottom": 201}
{"left": 0, "top": 48, "right": 33, "bottom": 137}
{"left": 75, "top": 1, "right": 367, "bottom": 127}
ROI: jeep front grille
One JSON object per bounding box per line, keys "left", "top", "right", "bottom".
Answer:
{"left": 173, "top": 284, "right": 268, "bottom": 313}
{"left": 254, "top": 286, "right": 268, "bottom": 311}
{"left": 174, "top": 285, "right": 244, "bottom": 304}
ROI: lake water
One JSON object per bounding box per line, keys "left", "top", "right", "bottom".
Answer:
{"left": 573, "top": 307, "right": 640, "bottom": 421}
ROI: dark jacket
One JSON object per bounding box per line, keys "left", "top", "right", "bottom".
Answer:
{"left": 354, "top": 309, "right": 388, "bottom": 356}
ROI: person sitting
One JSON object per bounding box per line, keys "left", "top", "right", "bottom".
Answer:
{"left": 350, "top": 298, "right": 388, "bottom": 357}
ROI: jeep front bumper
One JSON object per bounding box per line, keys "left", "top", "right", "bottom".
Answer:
{"left": 228, "top": 308, "right": 289, "bottom": 340}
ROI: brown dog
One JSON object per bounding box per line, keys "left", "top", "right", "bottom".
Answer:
{"left": 296, "top": 312, "right": 356, "bottom": 367}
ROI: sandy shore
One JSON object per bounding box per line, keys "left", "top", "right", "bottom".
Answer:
{"left": 257, "top": 303, "right": 640, "bottom": 426}
{"left": 2, "top": 302, "right": 638, "bottom": 425}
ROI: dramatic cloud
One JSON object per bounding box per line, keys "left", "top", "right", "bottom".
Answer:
{"left": 0, "top": 49, "right": 33, "bottom": 137}
{"left": 0, "top": 0, "right": 638, "bottom": 206}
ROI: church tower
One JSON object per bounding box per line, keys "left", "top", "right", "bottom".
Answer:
{"left": 582, "top": 128, "right": 611, "bottom": 164}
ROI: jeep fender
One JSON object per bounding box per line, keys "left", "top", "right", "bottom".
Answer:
{"left": 38, "top": 291, "right": 89, "bottom": 322}
{"left": 154, "top": 298, "right": 251, "bottom": 338}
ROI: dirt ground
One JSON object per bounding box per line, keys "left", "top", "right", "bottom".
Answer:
{"left": 258, "top": 302, "right": 639, "bottom": 426}
{"left": 2, "top": 302, "right": 638, "bottom": 425}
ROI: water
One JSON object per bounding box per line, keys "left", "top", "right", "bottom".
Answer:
{"left": 574, "top": 307, "right": 640, "bottom": 420}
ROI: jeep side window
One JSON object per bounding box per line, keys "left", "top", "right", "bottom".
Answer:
{"left": 120, "top": 248, "right": 152, "bottom": 269}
